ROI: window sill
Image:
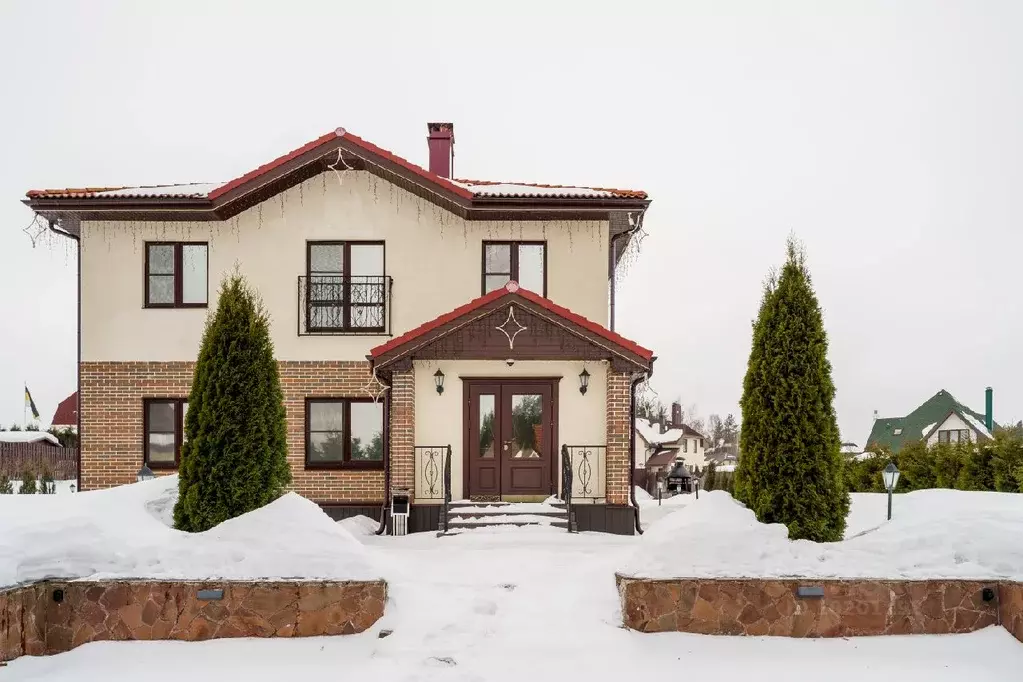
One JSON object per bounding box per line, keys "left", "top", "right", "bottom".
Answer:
{"left": 302, "top": 328, "right": 390, "bottom": 336}
{"left": 144, "top": 304, "right": 208, "bottom": 310}
{"left": 304, "top": 461, "right": 385, "bottom": 471}
{"left": 147, "top": 462, "right": 178, "bottom": 471}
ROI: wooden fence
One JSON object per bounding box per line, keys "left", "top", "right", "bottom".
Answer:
{"left": 0, "top": 444, "right": 77, "bottom": 480}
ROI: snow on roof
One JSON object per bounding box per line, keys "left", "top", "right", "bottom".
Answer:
{"left": 27, "top": 183, "right": 219, "bottom": 199}
{"left": 635, "top": 418, "right": 684, "bottom": 446}
{"left": 715, "top": 464, "right": 736, "bottom": 473}
{"left": 621, "top": 488, "right": 1023, "bottom": 580}
{"left": 451, "top": 180, "right": 646, "bottom": 199}
{"left": 921, "top": 422, "right": 937, "bottom": 438}
{"left": 0, "top": 475, "right": 384, "bottom": 587}
{"left": 959, "top": 411, "right": 993, "bottom": 439}
{"left": 0, "top": 431, "right": 60, "bottom": 445}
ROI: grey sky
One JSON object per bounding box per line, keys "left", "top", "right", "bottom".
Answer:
{"left": 1, "top": 0, "right": 1021, "bottom": 446}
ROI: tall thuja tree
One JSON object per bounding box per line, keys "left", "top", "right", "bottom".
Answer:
{"left": 735, "top": 238, "right": 849, "bottom": 541}
{"left": 173, "top": 273, "right": 291, "bottom": 532}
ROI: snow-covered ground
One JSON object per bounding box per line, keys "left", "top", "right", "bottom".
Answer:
{"left": 6, "top": 520, "right": 1023, "bottom": 681}
{"left": 3, "top": 483, "right": 1023, "bottom": 680}
{"left": 0, "top": 476, "right": 383, "bottom": 586}
{"left": 622, "top": 489, "right": 1023, "bottom": 580}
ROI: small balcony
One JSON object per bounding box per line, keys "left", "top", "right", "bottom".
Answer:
{"left": 297, "top": 275, "right": 393, "bottom": 336}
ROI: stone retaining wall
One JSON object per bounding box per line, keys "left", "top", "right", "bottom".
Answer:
{"left": 1, "top": 579, "right": 386, "bottom": 663}
{"left": 617, "top": 575, "right": 1023, "bottom": 642}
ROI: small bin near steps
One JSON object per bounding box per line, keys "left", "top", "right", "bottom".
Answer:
{"left": 391, "top": 488, "right": 411, "bottom": 536}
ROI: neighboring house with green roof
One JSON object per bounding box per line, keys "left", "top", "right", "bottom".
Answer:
{"left": 865, "top": 388, "right": 997, "bottom": 453}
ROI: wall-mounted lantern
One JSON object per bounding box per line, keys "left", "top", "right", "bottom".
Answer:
{"left": 136, "top": 465, "right": 156, "bottom": 483}
{"left": 579, "top": 368, "right": 590, "bottom": 395}
{"left": 434, "top": 369, "right": 445, "bottom": 395}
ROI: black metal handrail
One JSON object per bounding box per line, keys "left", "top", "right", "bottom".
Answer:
{"left": 443, "top": 444, "right": 452, "bottom": 533}
{"left": 561, "top": 444, "right": 573, "bottom": 533}
{"left": 414, "top": 446, "right": 449, "bottom": 501}
{"left": 563, "top": 445, "right": 606, "bottom": 501}
{"left": 297, "top": 275, "right": 393, "bottom": 336}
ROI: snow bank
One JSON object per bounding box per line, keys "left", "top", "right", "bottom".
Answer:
{"left": 622, "top": 489, "right": 1023, "bottom": 580}
{"left": 634, "top": 486, "right": 653, "bottom": 501}
{"left": 0, "top": 476, "right": 384, "bottom": 587}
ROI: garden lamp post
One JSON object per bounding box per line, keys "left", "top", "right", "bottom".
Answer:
{"left": 882, "top": 462, "right": 900, "bottom": 521}
{"left": 136, "top": 465, "right": 156, "bottom": 483}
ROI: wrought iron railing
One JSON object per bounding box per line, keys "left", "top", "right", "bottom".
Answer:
{"left": 561, "top": 445, "right": 573, "bottom": 533}
{"left": 414, "top": 445, "right": 449, "bottom": 502}
{"left": 297, "top": 275, "right": 393, "bottom": 336}
{"left": 564, "top": 445, "right": 607, "bottom": 502}
{"left": 442, "top": 444, "right": 452, "bottom": 533}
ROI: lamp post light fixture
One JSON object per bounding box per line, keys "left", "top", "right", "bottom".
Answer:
{"left": 882, "top": 462, "right": 901, "bottom": 521}
{"left": 136, "top": 465, "right": 156, "bottom": 483}
{"left": 434, "top": 369, "right": 445, "bottom": 395}
{"left": 578, "top": 368, "right": 590, "bottom": 395}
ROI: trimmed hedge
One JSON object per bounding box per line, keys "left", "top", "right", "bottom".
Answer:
{"left": 847, "top": 430, "right": 1023, "bottom": 493}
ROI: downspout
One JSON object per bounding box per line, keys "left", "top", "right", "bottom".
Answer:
{"left": 373, "top": 370, "right": 392, "bottom": 536}
{"left": 46, "top": 218, "right": 82, "bottom": 489}
{"left": 629, "top": 371, "right": 647, "bottom": 535}
{"left": 609, "top": 213, "right": 643, "bottom": 333}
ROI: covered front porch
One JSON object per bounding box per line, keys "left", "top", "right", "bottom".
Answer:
{"left": 369, "top": 282, "right": 654, "bottom": 535}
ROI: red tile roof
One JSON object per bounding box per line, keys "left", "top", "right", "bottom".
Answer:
{"left": 50, "top": 391, "right": 77, "bottom": 427}
{"left": 27, "top": 126, "right": 648, "bottom": 204}
{"left": 370, "top": 281, "right": 653, "bottom": 363}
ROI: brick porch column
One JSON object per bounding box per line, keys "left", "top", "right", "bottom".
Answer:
{"left": 389, "top": 369, "right": 416, "bottom": 497}
{"left": 605, "top": 369, "right": 632, "bottom": 505}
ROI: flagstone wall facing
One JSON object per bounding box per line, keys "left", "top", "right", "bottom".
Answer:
{"left": 0, "top": 579, "right": 386, "bottom": 663}
{"left": 617, "top": 575, "right": 1023, "bottom": 642}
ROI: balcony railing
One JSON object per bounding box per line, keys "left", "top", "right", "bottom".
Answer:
{"left": 297, "top": 275, "right": 393, "bottom": 336}
{"left": 414, "top": 445, "right": 450, "bottom": 502}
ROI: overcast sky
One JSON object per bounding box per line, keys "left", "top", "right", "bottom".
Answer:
{"left": 1, "top": 0, "right": 1021, "bottom": 444}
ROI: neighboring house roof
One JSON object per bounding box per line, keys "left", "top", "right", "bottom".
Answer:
{"left": 865, "top": 389, "right": 996, "bottom": 451}
{"left": 50, "top": 392, "right": 77, "bottom": 427}
{"left": 645, "top": 450, "right": 679, "bottom": 469}
{"left": 0, "top": 432, "right": 60, "bottom": 446}
{"left": 369, "top": 280, "right": 653, "bottom": 371}
{"left": 680, "top": 424, "right": 705, "bottom": 438}
{"left": 25, "top": 126, "right": 650, "bottom": 229}
{"left": 634, "top": 419, "right": 683, "bottom": 446}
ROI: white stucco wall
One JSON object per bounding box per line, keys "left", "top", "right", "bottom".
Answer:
{"left": 925, "top": 413, "right": 976, "bottom": 446}
{"left": 80, "top": 171, "right": 610, "bottom": 362}
{"left": 413, "top": 359, "right": 608, "bottom": 501}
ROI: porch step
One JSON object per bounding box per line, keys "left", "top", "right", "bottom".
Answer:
{"left": 439, "top": 501, "right": 573, "bottom": 535}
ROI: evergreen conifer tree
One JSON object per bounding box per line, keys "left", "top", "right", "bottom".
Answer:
{"left": 704, "top": 461, "right": 717, "bottom": 491}
{"left": 735, "top": 238, "right": 849, "bottom": 541}
{"left": 40, "top": 467, "right": 56, "bottom": 494}
{"left": 0, "top": 473, "right": 12, "bottom": 494}
{"left": 18, "top": 470, "right": 37, "bottom": 494}
{"left": 173, "top": 273, "right": 291, "bottom": 532}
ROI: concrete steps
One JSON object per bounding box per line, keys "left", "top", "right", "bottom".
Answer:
{"left": 440, "top": 501, "right": 572, "bottom": 535}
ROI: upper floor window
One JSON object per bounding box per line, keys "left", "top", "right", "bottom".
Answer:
{"left": 145, "top": 243, "right": 208, "bottom": 307}
{"left": 144, "top": 398, "right": 188, "bottom": 469}
{"left": 306, "top": 241, "right": 385, "bottom": 332}
{"left": 483, "top": 242, "right": 546, "bottom": 296}
{"left": 305, "top": 398, "right": 384, "bottom": 469}
{"left": 937, "top": 429, "right": 971, "bottom": 444}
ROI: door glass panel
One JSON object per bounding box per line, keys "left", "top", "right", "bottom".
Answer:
{"left": 511, "top": 393, "right": 542, "bottom": 459}
{"left": 309, "top": 244, "right": 344, "bottom": 273}
{"left": 518, "top": 244, "right": 545, "bottom": 293}
{"left": 479, "top": 394, "right": 496, "bottom": 459}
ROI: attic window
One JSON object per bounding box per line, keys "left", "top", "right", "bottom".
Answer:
{"left": 893, "top": 428, "right": 903, "bottom": 435}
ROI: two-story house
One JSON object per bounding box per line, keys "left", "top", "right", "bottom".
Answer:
{"left": 865, "top": 388, "right": 997, "bottom": 453}
{"left": 24, "top": 123, "right": 653, "bottom": 534}
{"left": 633, "top": 402, "right": 706, "bottom": 494}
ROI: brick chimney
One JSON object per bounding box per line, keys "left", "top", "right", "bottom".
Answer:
{"left": 427, "top": 122, "right": 454, "bottom": 178}
{"left": 671, "top": 402, "right": 682, "bottom": 429}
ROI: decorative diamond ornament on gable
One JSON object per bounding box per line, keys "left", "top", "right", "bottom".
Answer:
{"left": 495, "top": 283, "right": 527, "bottom": 350}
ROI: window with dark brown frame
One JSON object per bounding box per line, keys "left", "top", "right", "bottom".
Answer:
{"left": 306, "top": 241, "right": 385, "bottom": 332}
{"left": 305, "top": 398, "right": 384, "bottom": 468}
{"left": 145, "top": 243, "right": 208, "bottom": 308}
{"left": 143, "top": 398, "right": 188, "bottom": 468}
{"left": 482, "top": 241, "right": 546, "bottom": 296}
{"left": 937, "top": 429, "right": 972, "bottom": 444}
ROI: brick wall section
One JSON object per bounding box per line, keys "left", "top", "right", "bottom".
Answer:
{"left": 388, "top": 369, "right": 415, "bottom": 496}
{"left": 605, "top": 370, "right": 632, "bottom": 505}
{"left": 80, "top": 361, "right": 387, "bottom": 503}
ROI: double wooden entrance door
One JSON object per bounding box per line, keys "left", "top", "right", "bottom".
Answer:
{"left": 465, "top": 379, "right": 556, "bottom": 500}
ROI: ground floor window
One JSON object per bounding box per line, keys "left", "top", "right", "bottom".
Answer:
{"left": 305, "top": 398, "right": 384, "bottom": 468}
{"left": 144, "top": 398, "right": 188, "bottom": 468}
